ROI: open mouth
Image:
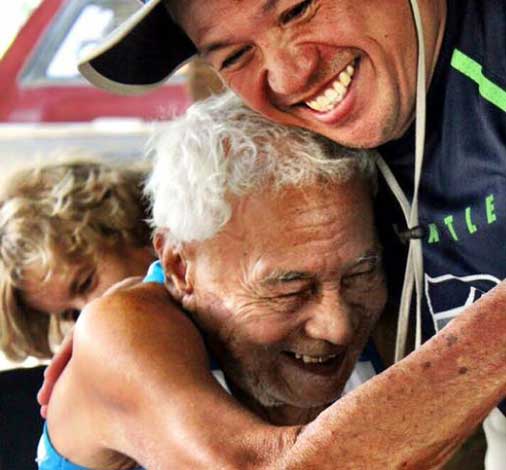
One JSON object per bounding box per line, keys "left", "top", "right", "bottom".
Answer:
{"left": 303, "top": 59, "right": 358, "bottom": 114}
{"left": 283, "top": 350, "right": 346, "bottom": 375}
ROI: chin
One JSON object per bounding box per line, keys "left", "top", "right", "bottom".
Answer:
{"left": 322, "top": 104, "right": 402, "bottom": 149}
{"left": 321, "top": 122, "right": 393, "bottom": 149}
{"left": 284, "top": 383, "right": 345, "bottom": 409}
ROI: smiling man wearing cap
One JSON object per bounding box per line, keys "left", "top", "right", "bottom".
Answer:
{"left": 56, "top": 0, "right": 506, "bottom": 467}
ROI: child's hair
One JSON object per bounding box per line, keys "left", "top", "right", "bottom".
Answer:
{"left": 0, "top": 158, "right": 151, "bottom": 361}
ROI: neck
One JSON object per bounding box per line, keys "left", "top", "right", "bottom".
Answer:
{"left": 261, "top": 403, "right": 328, "bottom": 426}
{"left": 394, "top": 0, "right": 448, "bottom": 141}
{"left": 428, "top": 0, "right": 448, "bottom": 84}
{"left": 227, "top": 380, "right": 328, "bottom": 426}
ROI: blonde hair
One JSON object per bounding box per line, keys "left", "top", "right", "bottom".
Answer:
{"left": 0, "top": 159, "right": 150, "bottom": 361}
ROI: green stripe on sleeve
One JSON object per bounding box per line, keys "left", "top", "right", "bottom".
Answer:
{"left": 451, "top": 48, "right": 506, "bottom": 112}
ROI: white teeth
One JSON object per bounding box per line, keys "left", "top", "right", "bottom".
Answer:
{"left": 305, "top": 61, "right": 356, "bottom": 113}
{"left": 293, "top": 353, "right": 337, "bottom": 364}
{"left": 339, "top": 70, "right": 351, "bottom": 86}
{"left": 333, "top": 81, "right": 346, "bottom": 95}
{"left": 308, "top": 100, "right": 322, "bottom": 111}
{"left": 324, "top": 89, "right": 338, "bottom": 100}
{"left": 319, "top": 95, "right": 330, "bottom": 108}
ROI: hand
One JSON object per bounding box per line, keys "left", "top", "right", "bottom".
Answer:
{"left": 37, "top": 328, "right": 73, "bottom": 418}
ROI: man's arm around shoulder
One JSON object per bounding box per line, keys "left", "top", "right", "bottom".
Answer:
{"left": 50, "top": 283, "right": 295, "bottom": 470}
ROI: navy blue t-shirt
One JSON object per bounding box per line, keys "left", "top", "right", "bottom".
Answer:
{"left": 377, "top": 0, "right": 506, "bottom": 414}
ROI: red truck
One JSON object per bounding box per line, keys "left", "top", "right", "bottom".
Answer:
{"left": 0, "top": 0, "right": 191, "bottom": 123}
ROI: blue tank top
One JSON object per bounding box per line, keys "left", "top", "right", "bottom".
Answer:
{"left": 143, "top": 259, "right": 165, "bottom": 283}
{"left": 37, "top": 423, "right": 143, "bottom": 470}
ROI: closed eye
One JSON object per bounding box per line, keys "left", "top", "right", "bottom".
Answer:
{"left": 221, "top": 46, "right": 252, "bottom": 70}
{"left": 74, "top": 270, "right": 96, "bottom": 295}
{"left": 277, "top": 287, "right": 314, "bottom": 299}
{"left": 280, "top": 0, "right": 314, "bottom": 25}
{"left": 341, "top": 255, "right": 382, "bottom": 289}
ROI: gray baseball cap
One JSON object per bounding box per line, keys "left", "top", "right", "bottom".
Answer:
{"left": 78, "top": 0, "right": 197, "bottom": 95}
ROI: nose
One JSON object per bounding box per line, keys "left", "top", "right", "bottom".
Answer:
{"left": 265, "top": 43, "right": 318, "bottom": 97}
{"left": 303, "top": 291, "right": 355, "bottom": 345}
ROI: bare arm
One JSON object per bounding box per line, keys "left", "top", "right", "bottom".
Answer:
{"left": 47, "top": 283, "right": 294, "bottom": 469}
{"left": 48, "top": 281, "right": 506, "bottom": 470}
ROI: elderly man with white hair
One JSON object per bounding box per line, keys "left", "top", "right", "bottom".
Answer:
{"left": 38, "top": 94, "right": 506, "bottom": 470}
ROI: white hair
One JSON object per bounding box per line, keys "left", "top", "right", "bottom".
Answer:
{"left": 145, "top": 92, "right": 377, "bottom": 243}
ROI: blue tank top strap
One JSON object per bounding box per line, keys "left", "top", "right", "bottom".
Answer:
{"left": 143, "top": 260, "right": 165, "bottom": 284}
{"left": 37, "top": 423, "right": 145, "bottom": 470}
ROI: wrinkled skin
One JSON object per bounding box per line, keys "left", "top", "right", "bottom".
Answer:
{"left": 159, "top": 179, "right": 386, "bottom": 424}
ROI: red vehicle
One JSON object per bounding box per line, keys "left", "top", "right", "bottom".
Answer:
{"left": 0, "top": 0, "right": 191, "bottom": 123}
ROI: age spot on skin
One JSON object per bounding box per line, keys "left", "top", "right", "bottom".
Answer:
{"left": 458, "top": 367, "right": 468, "bottom": 375}
{"left": 445, "top": 334, "right": 458, "bottom": 347}
{"left": 422, "top": 361, "right": 431, "bottom": 369}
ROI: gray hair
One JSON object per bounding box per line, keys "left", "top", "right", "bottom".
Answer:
{"left": 145, "top": 92, "right": 377, "bottom": 243}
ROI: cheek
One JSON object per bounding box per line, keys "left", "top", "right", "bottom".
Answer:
{"left": 225, "top": 67, "right": 293, "bottom": 124}
{"left": 369, "top": 278, "right": 388, "bottom": 314}
{"left": 348, "top": 284, "right": 387, "bottom": 329}
{"left": 227, "top": 313, "right": 296, "bottom": 346}
{"left": 228, "top": 73, "right": 267, "bottom": 114}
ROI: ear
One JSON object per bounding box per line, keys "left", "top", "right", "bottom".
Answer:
{"left": 153, "top": 229, "right": 193, "bottom": 302}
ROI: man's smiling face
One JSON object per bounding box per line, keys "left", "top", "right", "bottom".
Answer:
{"left": 183, "top": 178, "right": 386, "bottom": 412}
{"left": 174, "top": 0, "right": 446, "bottom": 149}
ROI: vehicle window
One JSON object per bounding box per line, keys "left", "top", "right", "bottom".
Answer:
{"left": 20, "top": 0, "right": 186, "bottom": 87}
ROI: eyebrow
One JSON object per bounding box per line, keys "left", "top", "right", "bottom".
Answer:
{"left": 260, "top": 270, "right": 313, "bottom": 286}
{"left": 200, "top": 40, "right": 233, "bottom": 57}
{"left": 346, "top": 251, "right": 383, "bottom": 271}
{"left": 261, "top": 0, "right": 280, "bottom": 14}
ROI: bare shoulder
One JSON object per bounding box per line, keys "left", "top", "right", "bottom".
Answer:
{"left": 79, "top": 281, "right": 181, "bottom": 324}
{"left": 77, "top": 282, "right": 205, "bottom": 352}
{"left": 72, "top": 281, "right": 211, "bottom": 398}
{"left": 46, "top": 281, "right": 223, "bottom": 467}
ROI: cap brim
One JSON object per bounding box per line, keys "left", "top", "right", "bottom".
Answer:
{"left": 78, "top": 0, "right": 197, "bottom": 95}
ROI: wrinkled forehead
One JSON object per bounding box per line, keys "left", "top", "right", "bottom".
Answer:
{"left": 226, "top": 178, "right": 375, "bottom": 250}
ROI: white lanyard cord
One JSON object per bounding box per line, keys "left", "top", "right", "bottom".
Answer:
{"left": 377, "top": 0, "right": 427, "bottom": 362}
